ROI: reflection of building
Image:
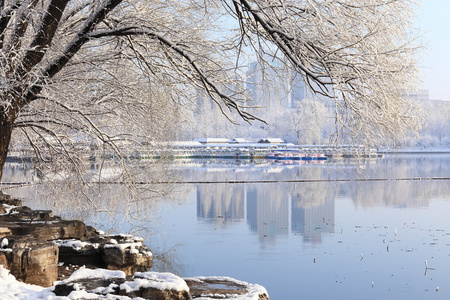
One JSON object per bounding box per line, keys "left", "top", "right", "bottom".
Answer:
{"left": 291, "top": 194, "right": 335, "bottom": 244}
{"left": 196, "top": 184, "right": 245, "bottom": 223}
{"left": 195, "top": 179, "right": 337, "bottom": 246}
{"left": 246, "top": 186, "right": 289, "bottom": 244}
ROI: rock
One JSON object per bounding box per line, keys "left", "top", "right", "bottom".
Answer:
{"left": 1, "top": 196, "right": 153, "bottom": 284}
{"left": 101, "top": 235, "right": 153, "bottom": 274}
{"left": 0, "top": 227, "right": 11, "bottom": 238}
{"left": 6, "top": 218, "right": 88, "bottom": 241}
{"left": 0, "top": 196, "right": 22, "bottom": 214}
{"left": 54, "top": 268, "right": 191, "bottom": 299}
{"left": 53, "top": 267, "right": 128, "bottom": 297}
{"left": 2, "top": 235, "right": 58, "bottom": 287}
{"left": 52, "top": 269, "right": 270, "bottom": 300}
{"left": 186, "top": 276, "right": 270, "bottom": 300}
{"left": 53, "top": 234, "right": 153, "bottom": 277}
{"left": 56, "top": 239, "right": 105, "bottom": 269}
{"left": 0, "top": 205, "right": 89, "bottom": 241}
{"left": 120, "top": 271, "right": 190, "bottom": 299}
{"left": 54, "top": 277, "right": 126, "bottom": 296}
{"left": 0, "top": 252, "right": 7, "bottom": 266}
{"left": 0, "top": 194, "right": 22, "bottom": 206}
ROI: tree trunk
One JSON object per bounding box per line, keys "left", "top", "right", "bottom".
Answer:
{"left": 0, "top": 113, "right": 14, "bottom": 182}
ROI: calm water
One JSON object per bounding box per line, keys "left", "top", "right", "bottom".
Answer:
{"left": 2, "top": 154, "right": 450, "bottom": 299}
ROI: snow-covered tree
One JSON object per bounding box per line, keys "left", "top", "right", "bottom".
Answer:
{"left": 0, "top": 0, "right": 421, "bottom": 181}
{"left": 287, "top": 100, "right": 329, "bottom": 145}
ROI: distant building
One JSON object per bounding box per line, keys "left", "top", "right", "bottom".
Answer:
{"left": 246, "top": 54, "right": 306, "bottom": 110}
{"left": 403, "top": 89, "right": 429, "bottom": 102}
{"left": 258, "top": 138, "right": 285, "bottom": 144}
{"left": 291, "top": 73, "right": 306, "bottom": 107}
{"left": 229, "top": 138, "right": 249, "bottom": 144}
{"left": 196, "top": 138, "right": 230, "bottom": 144}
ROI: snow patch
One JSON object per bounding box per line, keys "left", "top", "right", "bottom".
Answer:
{"left": 104, "top": 241, "right": 143, "bottom": 250}
{"left": 53, "top": 239, "right": 99, "bottom": 251}
{"left": 0, "top": 266, "right": 56, "bottom": 299}
{"left": 0, "top": 204, "right": 18, "bottom": 215}
{"left": 60, "top": 266, "right": 126, "bottom": 284}
{"left": 120, "top": 271, "right": 189, "bottom": 293}
{"left": 185, "top": 276, "right": 268, "bottom": 300}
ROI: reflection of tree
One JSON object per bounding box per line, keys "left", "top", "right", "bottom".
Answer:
{"left": 152, "top": 246, "right": 185, "bottom": 276}
{"left": 341, "top": 155, "right": 450, "bottom": 208}
{"left": 180, "top": 162, "right": 331, "bottom": 183}
{"left": 4, "top": 155, "right": 449, "bottom": 250}
{"left": 2, "top": 161, "right": 189, "bottom": 235}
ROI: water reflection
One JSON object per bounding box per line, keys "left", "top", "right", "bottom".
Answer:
{"left": 195, "top": 181, "right": 336, "bottom": 245}
{"left": 191, "top": 155, "right": 448, "bottom": 247}
{"left": 3, "top": 155, "right": 449, "bottom": 239}
{"left": 291, "top": 183, "right": 335, "bottom": 244}
{"left": 246, "top": 185, "right": 290, "bottom": 244}
{"left": 196, "top": 184, "right": 245, "bottom": 223}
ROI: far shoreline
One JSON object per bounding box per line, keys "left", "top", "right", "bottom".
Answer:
{"left": 379, "top": 150, "right": 450, "bottom": 154}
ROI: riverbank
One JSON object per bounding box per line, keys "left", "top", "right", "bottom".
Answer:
{"left": 0, "top": 192, "right": 269, "bottom": 299}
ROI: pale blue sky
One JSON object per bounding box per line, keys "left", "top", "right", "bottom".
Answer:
{"left": 416, "top": 0, "right": 450, "bottom": 100}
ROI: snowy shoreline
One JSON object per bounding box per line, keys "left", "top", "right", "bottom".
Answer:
{"left": 0, "top": 192, "right": 270, "bottom": 299}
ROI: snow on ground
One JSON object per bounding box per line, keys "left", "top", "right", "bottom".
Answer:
{"left": 0, "top": 266, "right": 57, "bottom": 300}
{"left": 57, "top": 266, "right": 127, "bottom": 283}
{"left": 126, "top": 272, "right": 189, "bottom": 292}
{"left": 0, "top": 265, "right": 267, "bottom": 299}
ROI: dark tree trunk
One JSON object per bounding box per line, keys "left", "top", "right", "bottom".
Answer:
{"left": 0, "top": 112, "right": 14, "bottom": 181}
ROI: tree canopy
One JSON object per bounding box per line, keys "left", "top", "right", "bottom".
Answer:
{"left": 0, "top": 0, "right": 421, "bottom": 181}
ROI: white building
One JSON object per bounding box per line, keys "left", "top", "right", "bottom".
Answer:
{"left": 246, "top": 54, "right": 306, "bottom": 110}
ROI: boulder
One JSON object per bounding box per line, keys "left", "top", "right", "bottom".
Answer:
{"left": 186, "top": 276, "right": 270, "bottom": 300}
{"left": 0, "top": 196, "right": 90, "bottom": 241}
{"left": 52, "top": 269, "right": 270, "bottom": 300}
{"left": 54, "top": 234, "right": 153, "bottom": 276}
{"left": 56, "top": 239, "right": 105, "bottom": 269}
{"left": 0, "top": 227, "right": 11, "bottom": 238}
{"left": 1, "top": 217, "right": 88, "bottom": 241}
{"left": 54, "top": 268, "right": 191, "bottom": 299}
{"left": 0, "top": 192, "right": 22, "bottom": 206}
{"left": 120, "top": 271, "right": 190, "bottom": 299}
{"left": 101, "top": 235, "right": 153, "bottom": 274}
{"left": 1, "top": 235, "right": 58, "bottom": 287}
{"left": 0, "top": 252, "right": 7, "bottom": 265}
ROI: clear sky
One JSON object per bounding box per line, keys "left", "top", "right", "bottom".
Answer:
{"left": 416, "top": 0, "right": 450, "bottom": 100}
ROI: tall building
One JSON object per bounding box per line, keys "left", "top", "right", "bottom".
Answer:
{"left": 291, "top": 73, "right": 306, "bottom": 107}
{"left": 246, "top": 55, "right": 306, "bottom": 110}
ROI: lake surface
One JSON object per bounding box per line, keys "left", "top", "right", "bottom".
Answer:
{"left": 2, "top": 154, "right": 450, "bottom": 299}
